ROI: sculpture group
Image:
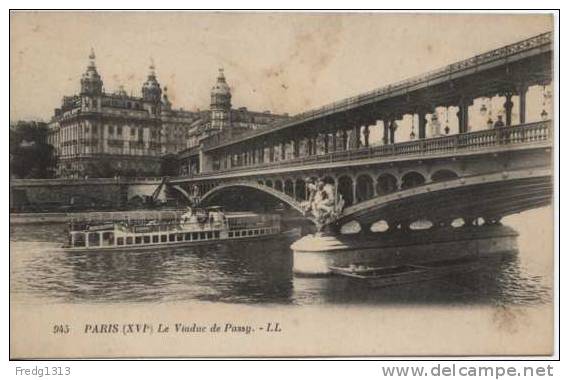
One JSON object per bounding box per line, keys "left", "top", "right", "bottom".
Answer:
{"left": 300, "top": 178, "right": 345, "bottom": 230}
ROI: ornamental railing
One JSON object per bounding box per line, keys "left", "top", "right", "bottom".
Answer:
{"left": 183, "top": 121, "right": 552, "bottom": 180}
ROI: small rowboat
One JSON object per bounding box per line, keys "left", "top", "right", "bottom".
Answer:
{"left": 329, "top": 257, "right": 481, "bottom": 288}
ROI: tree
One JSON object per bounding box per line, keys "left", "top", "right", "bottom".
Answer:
{"left": 10, "top": 121, "right": 57, "bottom": 179}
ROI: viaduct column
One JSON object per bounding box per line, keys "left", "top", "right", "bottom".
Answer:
{"left": 518, "top": 83, "right": 528, "bottom": 124}
{"left": 342, "top": 129, "right": 349, "bottom": 151}
{"left": 363, "top": 125, "right": 370, "bottom": 147}
{"left": 353, "top": 126, "right": 361, "bottom": 149}
{"left": 458, "top": 98, "right": 473, "bottom": 133}
{"left": 418, "top": 110, "right": 427, "bottom": 139}
{"left": 382, "top": 120, "right": 389, "bottom": 145}
{"left": 504, "top": 93, "right": 514, "bottom": 126}
{"left": 389, "top": 119, "right": 398, "bottom": 144}
{"left": 331, "top": 132, "right": 337, "bottom": 152}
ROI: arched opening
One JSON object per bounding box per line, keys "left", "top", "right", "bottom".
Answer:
{"left": 431, "top": 169, "right": 459, "bottom": 182}
{"left": 274, "top": 180, "right": 283, "bottom": 192}
{"left": 294, "top": 179, "right": 306, "bottom": 201}
{"left": 258, "top": 180, "right": 264, "bottom": 185}
{"left": 451, "top": 218, "right": 465, "bottom": 228}
{"left": 323, "top": 176, "right": 335, "bottom": 185}
{"left": 340, "top": 220, "right": 361, "bottom": 234}
{"left": 265, "top": 180, "right": 273, "bottom": 188}
{"left": 376, "top": 173, "right": 398, "bottom": 195}
{"left": 337, "top": 176, "right": 354, "bottom": 207}
{"left": 356, "top": 174, "right": 374, "bottom": 202}
{"left": 401, "top": 171, "right": 426, "bottom": 190}
{"left": 284, "top": 179, "right": 294, "bottom": 197}
{"left": 201, "top": 185, "right": 304, "bottom": 215}
{"left": 409, "top": 219, "right": 434, "bottom": 230}
{"left": 370, "top": 220, "right": 389, "bottom": 232}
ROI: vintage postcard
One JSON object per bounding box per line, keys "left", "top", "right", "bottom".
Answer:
{"left": 9, "top": 11, "right": 556, "bottom": 358}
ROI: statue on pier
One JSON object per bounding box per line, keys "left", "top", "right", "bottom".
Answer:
{"left": 301, "top": 178, "right": 345, "bottom": 231}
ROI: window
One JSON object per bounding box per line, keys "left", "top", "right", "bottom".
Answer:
{"left": 102, "top": 232, "right": 114, "bottom": 246}
{"left": 152, "top": 235, "right": 159, "bottom": 243}
{"left": 229, "top": 232, "right": 234, "bottom": 238}
{"left": 88, "top": 233, "right": 100, "bottom": 247}
{"left": 135, "top": 236, "right": 142, "bottom": 244}
{"left": 207, "top": 232, "right": 213, "bottom": 239}
{"left": 169, "top": 234, "right": 175, "bottom": 242}
{"left": 73, "top": 233, "right": 86, "bottom": 247}
{"left": 143, "top": 236, "right": 151, "bottom": 244}
{"left": 254, "top": 230, "right": 259, "bottom": 235}
{"left": 235, "top": 231, "right": 240, "bottom": 237}
{"left": 117, "top": 126, "right": 123, "bottom": 135}
{"left": 185, "top": 233, "right": 192, "bottom": 240}
{"left": 108, "top": 126, "right": 114, "bottom": 135}
{"left": 130, "top": 128, "right": 136, "bottom": 136}
{"left": 192, "top": 232, "right": 198, "bottom": 240}
{"left": 92, "top": 125, "right": 98, "bottom": 134}
{"left": 117, "top": 237, "right": 124, "bottom": 246}
{"left": 248, "top": 230, "right": 253, "bottom": 236}
{"left": 214, "top": 231, "right": 220, "bottom": 238}
{"left": 161, "top": 235, "right": 167, "bottom": 243}
{"left": 200, "top": 232, "right": 206, "bottom": 240}
{"left": 177, "top": 233, "right": 184, "bottom": 241}
{"left": 126, "top": 237, "right": 133, "bottom": 245}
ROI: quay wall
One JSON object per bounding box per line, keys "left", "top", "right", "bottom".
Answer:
{"left": 9, "top": 178, "right": 165, "bottom": 212}
{"left": 9, "top": 209, "right": 184, "bottom": 225}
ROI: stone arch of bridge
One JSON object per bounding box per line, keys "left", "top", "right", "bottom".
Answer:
{"left": 331, "top": 168, "right": 552, "bottom": 230}
{"left": 169, "top": 184, "right": 193, "bottom": 202}
{"left": 200, "top": 181, "right": 309, "bottom": 217}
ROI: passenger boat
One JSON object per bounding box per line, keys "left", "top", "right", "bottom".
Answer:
{"left": 63, "top": 207, "right": 286, "bottom": 252}
{"left": 329, "top": 257, "right": 481, "bottom": 288}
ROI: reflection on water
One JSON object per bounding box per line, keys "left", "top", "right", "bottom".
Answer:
{"left": 10, "top": 211, "right": 552, "bottom": 306}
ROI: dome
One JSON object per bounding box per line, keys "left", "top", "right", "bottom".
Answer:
{"left": 211, "top": 69, "right": 231, "bottom": 95}
{"left": 80, "top": 48, "right": 103, "bottom": 95}
{"left": 210, "top": 68, "right": 231, "bottom": 110}
{"left": 142, "top": 61, "right": 162, "bottom": 102}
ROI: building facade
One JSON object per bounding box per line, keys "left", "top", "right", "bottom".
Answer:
{"left": 47, "top": 52, "right": 288, "bottom": 178}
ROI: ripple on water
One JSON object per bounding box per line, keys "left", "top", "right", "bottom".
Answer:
{"left": 10, "top": 223, "right": 551, "bottom": 306}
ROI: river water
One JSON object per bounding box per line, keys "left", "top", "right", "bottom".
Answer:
{"left": 9, "top": 207, "right": 553, "bottom": 307}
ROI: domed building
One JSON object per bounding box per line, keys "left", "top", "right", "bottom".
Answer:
{"left": 47, "top": 51, "right": 200, "bottom": 178}
{"left": 210, "top": 68, "right": 232, "bottom": 131}
{"left": 46, "top": 54, "right": 288, "bottom": 178}
{"left": 178, "top": 68, "right": 289, "bottom": 176}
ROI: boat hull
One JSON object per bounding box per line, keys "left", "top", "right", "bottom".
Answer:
{"left": 291, "top": 225, "right": 518, "bottom": 275}
{"left": 63, "top": 228, "right": 300, "bottom": 253}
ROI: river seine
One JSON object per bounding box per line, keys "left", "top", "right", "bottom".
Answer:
{"left": 10, "top": 207, "right": 553, "bottom": 306}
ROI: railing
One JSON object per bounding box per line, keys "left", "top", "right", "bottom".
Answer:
{"left": 203, "top": 32, "right": 552, "bottom": 151}
{"left": 181, "top": 121, "right": 552, "bottom": 180}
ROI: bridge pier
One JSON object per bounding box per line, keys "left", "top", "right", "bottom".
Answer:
{"left": 291, "top": 223, "right": 520, "bottom": 275}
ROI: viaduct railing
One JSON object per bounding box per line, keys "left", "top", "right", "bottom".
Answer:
{"left": 179, "top": 121, "right": 552, "bottom": 181}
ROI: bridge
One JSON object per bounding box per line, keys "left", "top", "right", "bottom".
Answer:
{"left": 169, "top": 32, "right": 553, "bottom": 234}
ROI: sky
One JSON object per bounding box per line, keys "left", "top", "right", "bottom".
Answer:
{"left": 10, "top": 12, "right": 553, "bottom": 123}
